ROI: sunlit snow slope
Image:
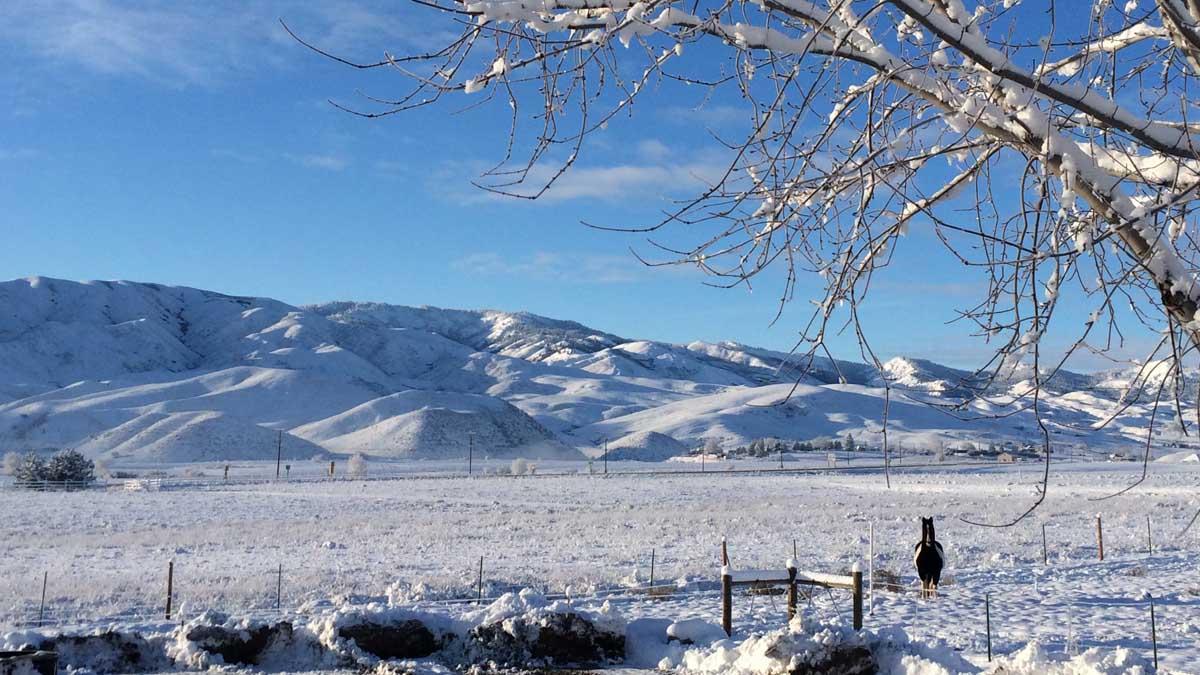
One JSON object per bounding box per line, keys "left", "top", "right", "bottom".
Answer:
{"left": 0, "top": 277, "right": 1173, "bottom": 462}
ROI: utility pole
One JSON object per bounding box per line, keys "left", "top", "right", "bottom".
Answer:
{"left": 275, "top": 430, "right": 282, "bottom": 480}
{"left": 468, "top": 432, "right": 474, "bottom": 476}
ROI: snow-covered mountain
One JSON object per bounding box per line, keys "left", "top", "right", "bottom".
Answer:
{"left": 0, "top": 277, "right": 1173, "bottom": 463}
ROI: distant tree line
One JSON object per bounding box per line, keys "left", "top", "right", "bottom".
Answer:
{"left": 693, "top": 434, "right": 1044, "bottom": 461}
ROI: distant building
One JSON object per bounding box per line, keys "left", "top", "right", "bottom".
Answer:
{"left": 997, "top": 452, "right": 1016, "bottom": 464}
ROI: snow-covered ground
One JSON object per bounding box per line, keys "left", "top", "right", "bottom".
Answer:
{"left": 3, "top": 461, "right": 1197, "bottom": 672}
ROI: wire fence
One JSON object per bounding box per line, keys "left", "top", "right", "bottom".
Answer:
{"left": 3, "top": 539, "right": 1193, "bottom": 675}
{"left": 1, "top": 575, "right": 721, "bottom": 631}
{"left": 0, "top": 457, "right": 1023, "bottom": 494}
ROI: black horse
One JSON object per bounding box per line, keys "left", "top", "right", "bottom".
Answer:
{"left": 913, "top": 517, "right": 944, "bottom": 598}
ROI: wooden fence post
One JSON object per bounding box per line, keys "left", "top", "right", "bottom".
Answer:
{"left": 38, "top": 571, "right": 47, "bottom": 626}
{"left": 329, "top": 460, "right": 335, "bottom": 478}
{"left": 786, "top": 563, "right": 797, "bottom": 621}
{"left": 851, "top": 564, "right": 863, "bottom": 631}
{"left": 472, "top": 554, "right": 482, "bottom": 600}
{"left": 985, "top": 593, "right": 992, "bottom": 662}
{"left": 276, "top": 563, "right": 282, "bottom": 612}
{"left": 649, "top": 549, "right": 656, "bottom": 588}
{"left": 1146, "top": 516, "right": 1153, "bottom": 556}
{"left": 1041, "top": 523, "right": 1048, "bottom": 565}
{"left": 165, "top": 561, "right": 174, "bottom": 620}
{"left": 1149, "top": 594, "right": 1158, "bottom": 669}
{"left": 1096, "top": 515, "right": 1105, "bottom": 561}
{"left": 721, "top": 569, "right": 732, "bottom": 637}
{"left": 868, "top": 522, "right": 875, "bottom": 615}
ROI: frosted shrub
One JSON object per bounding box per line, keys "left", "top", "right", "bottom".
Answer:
{"left": 703, "top": 437, "right": 722, "bottom": 457}
{"left": 348, "top": 452, "right": 368, "bottom": 478}
{"left": 94, "top": 458, "right": 112, "bottom": 480}
{"left": 510, "top": 457, "right": 529, "bottom": 476}
{"left": 2, "top": 451, "right": 19, "bottom": 476}
{"left": 13, "top": 452, "right": 46, "bottom": 483}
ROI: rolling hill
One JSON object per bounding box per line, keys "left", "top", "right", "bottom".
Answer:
{"left": 0, "top": 276, "right": 1178, "bottom": 464}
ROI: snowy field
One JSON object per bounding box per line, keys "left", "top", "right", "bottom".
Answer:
{"left": 3, "top": 460, "right": 1198, "bottom": 672}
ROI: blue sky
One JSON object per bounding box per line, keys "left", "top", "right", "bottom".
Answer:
{"left": 0, "top": 1, "right": 1153, "bottom": 369}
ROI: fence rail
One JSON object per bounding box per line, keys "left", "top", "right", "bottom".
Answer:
{"left": 9, "top": 480, "right": 99, "bottom": 492}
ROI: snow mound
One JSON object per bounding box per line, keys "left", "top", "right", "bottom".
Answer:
{"left": 991, "top": 640, "right": 1153, "bottom": 674}
{"left": 666, "top": 618, "right": 726, "bottom": 646}
{"left": 604, "top": 430, "right": 689, "bottom": 461}
{"left": 669, "top": 614, "right": 976, "bottom": 674}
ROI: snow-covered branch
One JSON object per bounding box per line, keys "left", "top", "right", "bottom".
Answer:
{"left": 297, "top": 0, "right": 1200, "bottom": 450}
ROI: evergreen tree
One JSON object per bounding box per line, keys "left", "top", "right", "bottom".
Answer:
{"left": 44, "top": 450, "right": 95, "bottom": 484}
{"left": 14, "top": 452, "right": 47, "bottom": 483}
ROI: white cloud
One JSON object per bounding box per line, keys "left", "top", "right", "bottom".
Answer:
{"left": 1, "top": 1, "right": 255, "bottom": 86}
{"left": 660, "top": 104, "right": 748, "bottom": 127}
{"left": 636, "top": 139, "right": 671, "bottom": 161}
{"left": 290, "top": 153, "right": 350, "bottom": 171}
{"left": 443, "top": 156, "right": 726, "bottom": 205}
{"left": 452, "top": 251, "right": 658, "bottom": 284}
{"left": 0, "top": 0, "right": 444, "bottom": 87}
{"left": 210, "top": 148, "right": 260, "bottom": 163}
{"left": 0, "top": 148, "right": 40, "bottom": 161}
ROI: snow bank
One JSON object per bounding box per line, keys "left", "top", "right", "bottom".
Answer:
{"left": 667, "top": 618, "right": 727, "bottom": 645}
{"left": 460, "top": 587, "right": 626, "bottom": 637}
{"left": 668, "top": 612, "right": 976, "bottom": 674}
{"left": 2, "top": 589, "right": 626, "bottom": 672}
{"left": 664, "top": 615, "right": 1161, "bottom": 675}
{"left": 989, "top": 641, "right": 1154, "bottom": 674}
{"left": 2, "top": 592, "right": 1177, "bottom": 675}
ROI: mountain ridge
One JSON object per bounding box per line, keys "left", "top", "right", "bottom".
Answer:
{"left": 0, "top": 276, "right": 1173, "bottom": 462}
